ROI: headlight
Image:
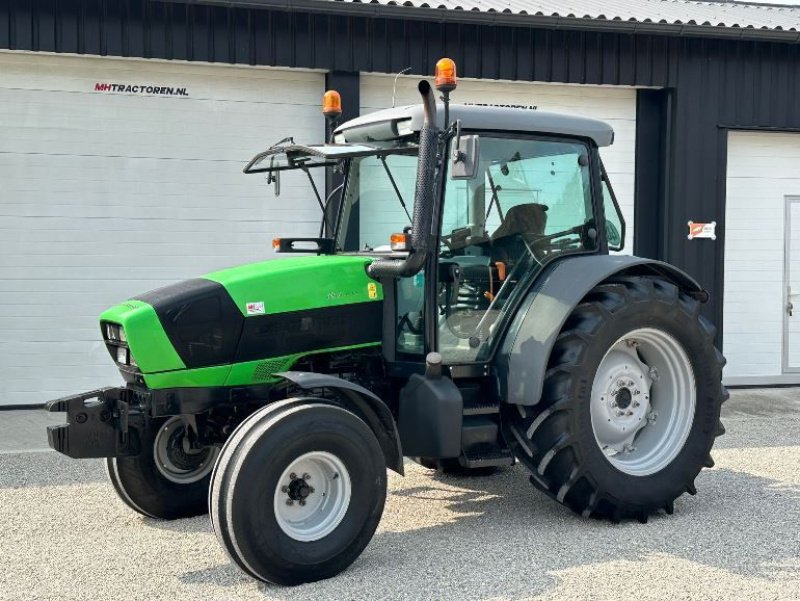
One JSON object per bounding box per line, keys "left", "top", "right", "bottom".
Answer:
{"left": 106, "top": 323, "right": 125, "bottom": 342}
{"left": 102, "top": 322, "right": 136, "bottom": 368}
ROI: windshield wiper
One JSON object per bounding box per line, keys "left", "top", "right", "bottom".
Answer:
{"left": 379, "top": 155, "right": 412, "bottom": 223}
{"left": 485, "top": 169, "right": 505, "bottom": 223}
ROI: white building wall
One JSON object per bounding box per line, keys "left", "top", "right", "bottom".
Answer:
{"left": 0, "top": 51, "right": 324, "bottom": 405}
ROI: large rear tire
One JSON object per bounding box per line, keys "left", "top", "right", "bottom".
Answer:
{"left": 107, "top": 416, "right": 220, "bottom": 520}
{"left": 503, "top": 276, "right": 728, "bottom": 522}
{"left": 209, "top": 400, "right": 387, "bottom": 585}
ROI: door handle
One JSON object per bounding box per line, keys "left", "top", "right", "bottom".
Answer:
{"left": 789, "top": 301, "right": 794, "bottom": 317}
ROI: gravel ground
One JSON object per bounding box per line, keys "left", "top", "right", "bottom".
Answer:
{"left": 0, "top": 390, "right": 798, "bottom": 601}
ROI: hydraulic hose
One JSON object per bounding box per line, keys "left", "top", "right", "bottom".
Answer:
{"left": 368, "top": 80, "right": 438, "bottom": 279}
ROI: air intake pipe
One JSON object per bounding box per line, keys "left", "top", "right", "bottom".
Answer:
{"left": 368, "top": 80, "right": 438, "bottom": 279}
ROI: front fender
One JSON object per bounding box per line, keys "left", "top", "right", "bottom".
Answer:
{"left": 275, "top": 371, "right": 404, "bottom": 475}
{"left": 495, "top": 255, "right": 703, "bottom": 406}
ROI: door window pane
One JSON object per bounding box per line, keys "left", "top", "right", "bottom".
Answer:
{"left": 438, "top": 136, "right": 595, "bottom": 363}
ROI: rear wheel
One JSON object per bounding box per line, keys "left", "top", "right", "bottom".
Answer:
{"left": 503, "top": 276, "right": 727, "bottom": 522}
{"left": 209, "top": 401, "right": 387, "bottom": 585}
{"left": 107, "top": 416, "right": 220, "bottom": 520}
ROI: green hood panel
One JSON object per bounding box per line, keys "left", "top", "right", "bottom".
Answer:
{"left": 203, "top": 255, "right": 382, "bottom": 315}
{"left": 99, "top": 301, "right": 186, "bottom": 373}
{"left": 100, "top": 255, "right": 384, "bottom": 387}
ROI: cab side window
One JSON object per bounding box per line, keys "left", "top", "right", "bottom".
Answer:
{"left": 436, "top": 136, "right": 596, "bottom": 363}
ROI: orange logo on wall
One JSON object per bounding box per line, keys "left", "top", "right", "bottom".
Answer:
{"left": 688, "top": 221, "right": 717, "bottom": 240}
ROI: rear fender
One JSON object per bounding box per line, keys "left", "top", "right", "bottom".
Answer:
{"left": 275, "top": 371, "right": 404, "bottom": 475}
{"left": 495, "top": 255, "right": 704, "bottom": 406}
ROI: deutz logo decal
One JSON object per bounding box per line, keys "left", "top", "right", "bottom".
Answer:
{"left": 367, "top": 283, "right": 378, "bottom": 299}
{"left": 327, "top": 290, "right": 359, "bottom": 300}
{"left": 246, "top": 301, "right": 265, "bottom": 315}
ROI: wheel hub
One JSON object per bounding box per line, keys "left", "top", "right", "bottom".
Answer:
{"left": 590, "top": 327, "right": 697, "bottom": 476}
{"left": 592, "top": 350, "right": 652, "bottom": 455}
{"left": 274, "top": 452, "right": 351, "bottom": 542}
{"left": 284, "top": 473, "right": 315, "bottom": 504}
{"left": 154, "top": 417, "right": 220, "bottom": 484}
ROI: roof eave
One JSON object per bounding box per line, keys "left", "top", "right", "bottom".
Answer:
{"left": 167, "top": 0, "right": 800, "bottom": 44}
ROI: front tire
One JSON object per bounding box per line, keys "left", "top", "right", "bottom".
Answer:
{"left": 209, "top": 401, "right": 387, "bottom": 585}
{"left": 107, "top": 416, "right": 220, "bottom": 520}
{"left": 504, "top": 276, "right": 727, "bottom": 522}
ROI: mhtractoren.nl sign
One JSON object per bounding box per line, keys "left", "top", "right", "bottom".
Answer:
{"left": 94, "top": 83, "right": 189, "bottom": 96}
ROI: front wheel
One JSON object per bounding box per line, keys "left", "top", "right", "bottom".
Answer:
{"left": 107, "top": 416, "right": 220, "bottom": 520}
{"left": 209, "top": 400, "right": 387, "bottom": 585}
{"left": 504, "top": 276, "right": 727, "bottom": 522}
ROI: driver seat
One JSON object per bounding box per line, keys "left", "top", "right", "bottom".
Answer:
{"left": 490, "top": 203, "right": 548, "bottom": 263}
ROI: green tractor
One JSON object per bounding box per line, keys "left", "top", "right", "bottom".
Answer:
{"left": 46, "top": 59, "right": 726, "bottom": 586}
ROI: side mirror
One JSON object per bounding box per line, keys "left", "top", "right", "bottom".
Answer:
{"left": 450, "top": 133, "right": 480, "bottom": 180}
{"left": 266, "top": 156, "right": 281, "bottom": 196}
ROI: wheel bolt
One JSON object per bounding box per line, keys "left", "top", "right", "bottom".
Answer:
{"left": 281, "top": 485, "right": 288, "bottom": 493}
{"left": 299, "top": 500, "right": 306, "bottom": 506}
{"left": 610, "top": 400, "right": 618, "bottom": 408}
{"left": 286, "top": 499, "right": 293, "bottom": 506}
{"left": 308, "top": 487, "right": 315, "bottom": 494}
{"left": 289, "top": 472, "right": 297, "bottom": 480}
{"left": 627, "top": 410, "right": 633, "bottom": 416}
{"left": 633, "top": 401, "right": 641, "bottom": 408}
{"left": 303, "top": 473, "right": 311, "bottom": 480}
{"left": 616, "top": 410, "right": 624, "bottom": 417}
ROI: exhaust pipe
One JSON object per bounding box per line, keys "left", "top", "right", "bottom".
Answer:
{"left": 368, "top": 80, "right": 438, "bottom": 279}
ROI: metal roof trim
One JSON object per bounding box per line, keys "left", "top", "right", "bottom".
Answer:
{"left": 172, "top": 1, "right": 800, "bottom": 43}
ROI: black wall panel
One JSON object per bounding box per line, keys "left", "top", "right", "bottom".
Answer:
{"left": 3, "top": 0, "right": 800, "bottom": 342}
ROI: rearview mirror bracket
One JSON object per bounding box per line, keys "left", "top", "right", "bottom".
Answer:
{"left": 450, "top": 132, "right": 480, "bottom": 180}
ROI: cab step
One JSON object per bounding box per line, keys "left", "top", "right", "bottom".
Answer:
{"left": 458, "top": 381, "right": 499, "bottom": 416}
{"left": 460, "top": 443, "right": 515, "bottom": 469}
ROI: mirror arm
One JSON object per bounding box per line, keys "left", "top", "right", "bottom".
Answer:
{"left": 301, "top": 166, "right": 326, "bottom": 214}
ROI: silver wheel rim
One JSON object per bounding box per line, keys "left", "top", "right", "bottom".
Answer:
{"left": 154, "top": 416, "right": 219, "bottom": 484}
{"left": 274, "top": 451, "right": 352, "bottom": 542}
{"left": 590, "top": 327, "right": 696, "bottom": 476}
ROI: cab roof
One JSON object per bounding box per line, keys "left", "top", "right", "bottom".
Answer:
{"left": 334, "top": 102, "right": 615, "bottom": 147}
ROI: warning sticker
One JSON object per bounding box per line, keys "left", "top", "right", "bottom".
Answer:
{"left": 367, "top": 283, "right": 378, "bottom": 300}
{"left": 246, "top": 301, "right": 266, "bottom": 315}
{"left": 688, "top": 221, "right": 717, "bottom": 240}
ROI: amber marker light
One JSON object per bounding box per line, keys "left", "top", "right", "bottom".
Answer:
{"left": 322, "top": 90, "right": 342, "bottom": 118}
{"left": 390, "top": 233, "right": 411, "bottom": 252}
{"left": 272, "top": 238, "right": 281, "bottom": 251}
{"left": 434, "top": 57, "right": 457, "bottom": 93}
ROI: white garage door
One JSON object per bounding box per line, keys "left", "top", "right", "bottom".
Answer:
{"left": 0, "top": 51, "right": 324, "bottom": 406}
{"left": 360, "top": 74, "right": 637, "bottom": 252}
{"left": 724, "top": 131, "right": 800, "bottom": 385}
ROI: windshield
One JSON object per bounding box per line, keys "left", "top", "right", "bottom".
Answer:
{"left": 337, "top": 149, "right": 419, "bottom": 252}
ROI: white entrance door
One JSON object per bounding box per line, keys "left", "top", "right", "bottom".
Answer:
{"left": 784, "top": 197, "right": 800, "bottom": 372}
{"left": 724, "top": 131, "right": 800, "bottom": 385}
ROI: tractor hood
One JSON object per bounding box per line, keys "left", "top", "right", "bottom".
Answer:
{"left": 99, "top": 256, "right": 384, "bottom": 388}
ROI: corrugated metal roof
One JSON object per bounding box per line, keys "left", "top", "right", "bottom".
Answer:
{"left": 321, "top": 0, "right": 800, "bottom": 35}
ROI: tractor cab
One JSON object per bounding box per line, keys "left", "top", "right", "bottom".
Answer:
{"left": 245, "top": 77, "right": 626, "bottom": 369}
